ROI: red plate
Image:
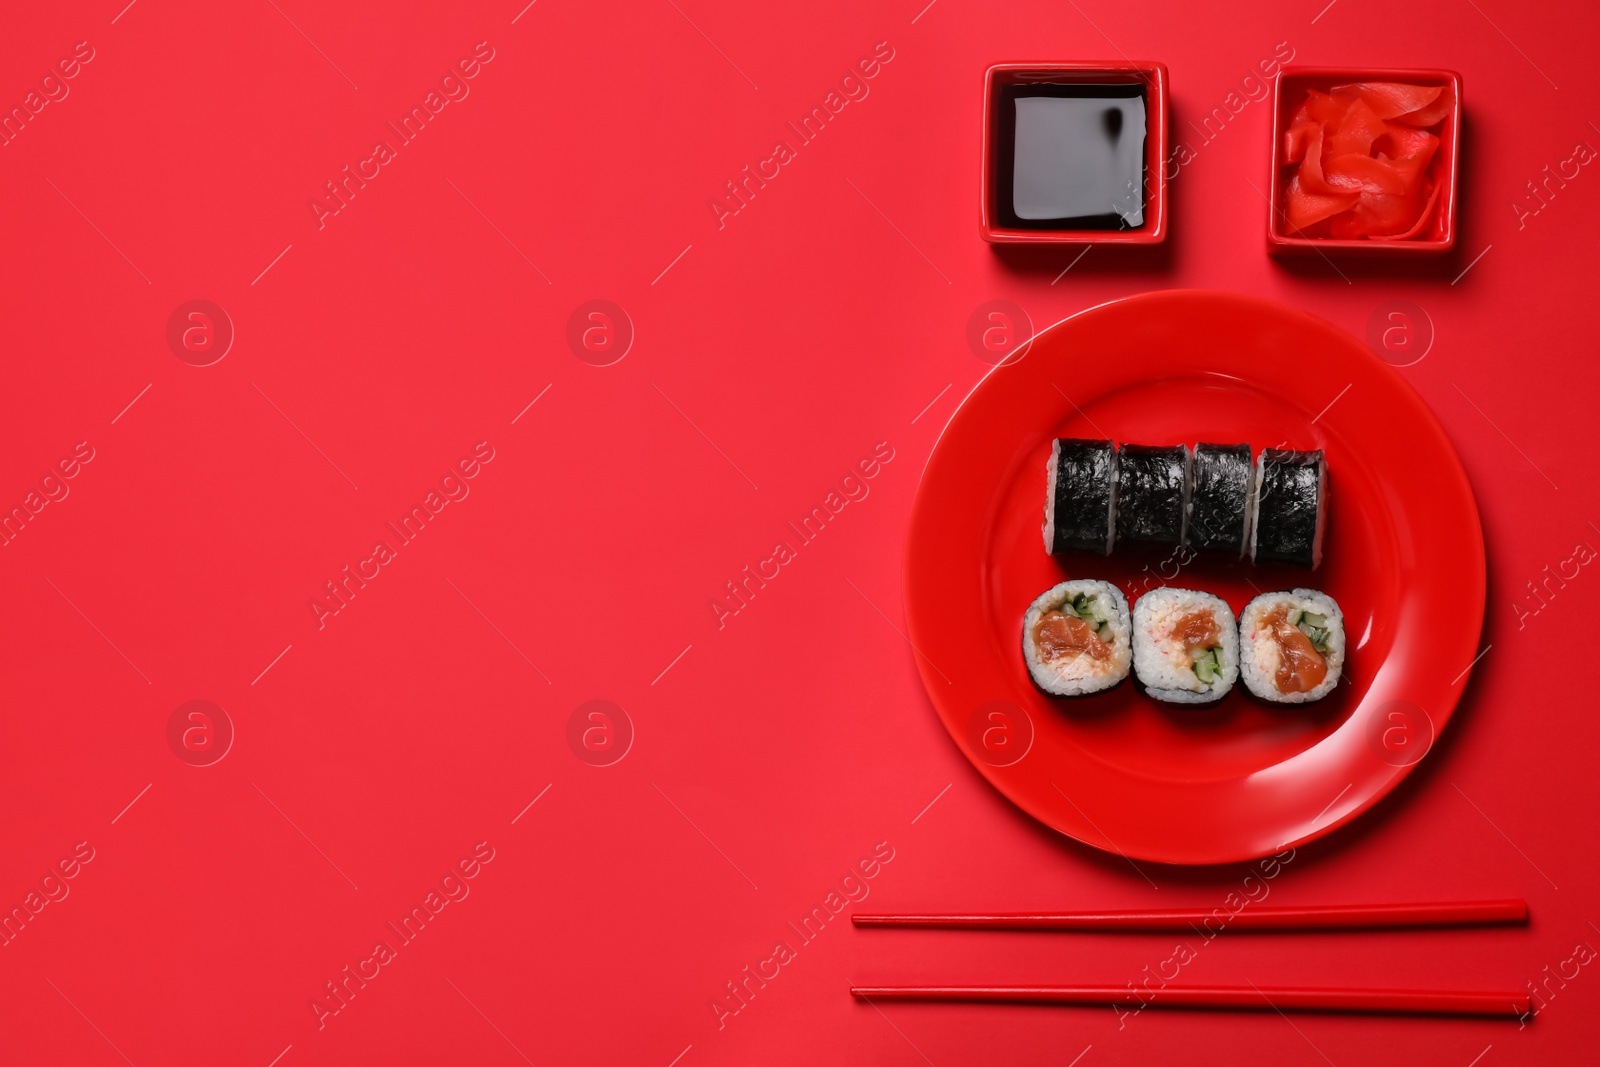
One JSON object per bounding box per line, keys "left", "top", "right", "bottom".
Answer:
{"left": 905, "top": 290, "right": 1484, "bottom": 866}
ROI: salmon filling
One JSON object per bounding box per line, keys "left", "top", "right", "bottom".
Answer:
{"left": 1034, "top": 611, "right": 1110, "bottom": 662}
{"left": 1171, "top": 609, "right": 1220, "bottom": 659}
{"left": 1169, "top": 609, "right": 1223, "bottom": 682}
{"left": 1264, "top": 605, "right": 1328, "bottom": 693}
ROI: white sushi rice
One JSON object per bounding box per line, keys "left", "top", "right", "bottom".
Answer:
{"left": 1022, "top": 580, "right": 1131, "bottom": 696}
{"left": 1041, "top": 442, "right": 1058, "bottom": 553}
{"left": 1239, "top": 589, "right": 1345, "bottom": 704}
{"left": 1132, "top": 588, "right": 1239, "bottom": 704}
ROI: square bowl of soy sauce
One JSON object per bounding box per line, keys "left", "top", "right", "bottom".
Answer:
{"left": 982, "top": 62, "right": 1169, "bottom": 245}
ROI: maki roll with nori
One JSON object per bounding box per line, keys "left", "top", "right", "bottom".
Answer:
{"left": 1251, "top": 449, "right": 1327, "bottom": 568}
{"left": 1188, "top": 443, "right": 1254, "bottom": 556}
{"left": 1239, "top": 589, "right": 1344, "bottom": 703}
{"left": 1132, "top": 588, "right": 1239, "bottom": 703}
{"left": 1023, "top": 580, "right": 1132, "bottom": 696}
{"left": 1115, "top": 444, "right": 1190, "bottom": 546}
{"left": 1043, "top": 438, "right": 1118, "bottom": 556}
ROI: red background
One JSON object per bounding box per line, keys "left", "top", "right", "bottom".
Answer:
{"left": 1, "top": 0, "right": 1596, "bottom": 1064}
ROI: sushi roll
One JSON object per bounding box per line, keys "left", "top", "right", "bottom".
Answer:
{"left": 1043, "top": 439, "right": 1119, "bottom": 556}
{"left": 1251, "top": 448, "right": 1327, "bottom": 569}
{"left": 1239, "top": 589, "right": 1345, "bottom": 704}
{"left": 1116, "top": 444, "right": 1191, "bottom": 546}
{"left": 1188, "top": 443, "right": 1255, "bottom": 556}
{"left": 1132, "top": 588, "right": 1239, "bottom": 703}
{"left": 1022, "top": 580, "right": 1132, "bottom": 696}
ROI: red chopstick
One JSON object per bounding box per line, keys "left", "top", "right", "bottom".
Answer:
{"left": 852, "top": 899, "right": 1528, "bottom": 931}
{"left": 851, "top": 984, "right": 1529, "bottom": 1017}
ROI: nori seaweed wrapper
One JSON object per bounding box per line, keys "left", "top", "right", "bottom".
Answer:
{"left": 1116, "top": 444, "right": 1189, "bottom": 545}
{"left": 1253, "top": 448, "right": 1326, "bottom": 568}
{"left": 1047, "top": 439, "right": 1117, "bottom": 555}
{"left": 1190, "top": 443, "right": 1253, "bottom": 554}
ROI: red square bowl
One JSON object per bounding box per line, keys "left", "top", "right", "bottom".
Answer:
{"left": 981, "top": 62, "right": 1168, "bottom": 245}
{"left": 1268, "top": 67, "right": 1462, "bottom": 255}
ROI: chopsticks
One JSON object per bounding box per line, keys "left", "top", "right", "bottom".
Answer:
{"left": 852, "top": 900, "right": 1531, "bottom": 1018}
{"left": 852, "top": 899, "right": 1529, "bottom": 932}
{"left": 850, "top": 984, "right": 1530, "bottom": 1017}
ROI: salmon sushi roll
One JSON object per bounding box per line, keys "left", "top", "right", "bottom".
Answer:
{"left": 1239, "top": 589, "right": 1345, "bottom": 704}
{"left": 1132, "top": 588, "right": 1239, "bottom": 704}
{"left": 1022, "top": 580, "right": 1132, "bottom": 696}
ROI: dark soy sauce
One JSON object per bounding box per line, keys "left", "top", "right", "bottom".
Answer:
{"left": 996, "top": 83, "right": 1148, "bottom": 231}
